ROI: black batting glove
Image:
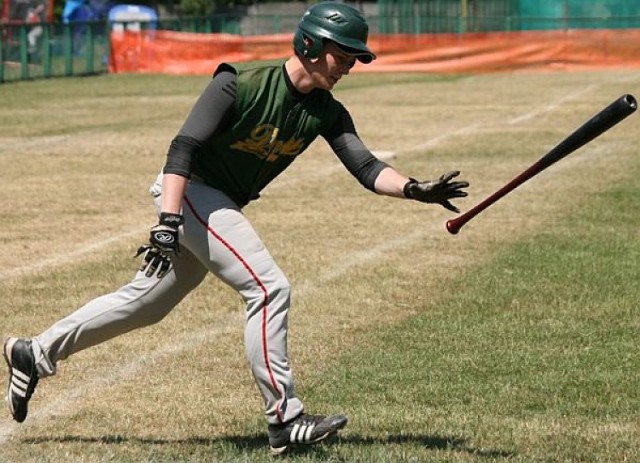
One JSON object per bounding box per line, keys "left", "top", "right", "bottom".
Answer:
{"left": 404, "top": 170, "right": 469, "bottom": 213}
{"left": 135, "top": 212, "right": 184, "bottom": 278}
{"left": 149, "top": 212, "right": 183, "bottom": 254}
{"left": 135, "top": 244, "right": 173, "bottom": 278}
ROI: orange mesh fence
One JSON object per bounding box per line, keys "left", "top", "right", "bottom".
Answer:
{"left": 109, "top": 31, "right": 293, "bottom": 74}
{"left": 364, "top": 30, "right": 640, "bottom": 73}
{"left": 109, "top": 29, "right": 640, "bottom": 75}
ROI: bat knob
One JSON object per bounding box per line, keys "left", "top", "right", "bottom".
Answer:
{"left": 446, "top": 220, "right": 459, "bottom": 235}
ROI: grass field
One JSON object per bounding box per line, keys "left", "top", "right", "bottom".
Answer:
{"left": 0, "top": 69, "right": 639, "bottom": 462}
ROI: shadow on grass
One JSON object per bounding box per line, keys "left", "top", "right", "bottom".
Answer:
{"left": 343, "top": 434, "right": 515, "bottom": 458}
{"left": 23, "top": 432, "right": 515, "bottom": 459}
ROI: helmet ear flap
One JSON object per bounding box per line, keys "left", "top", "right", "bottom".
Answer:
{"left": 293, "top": 28, "right": 324, "bottom": 60}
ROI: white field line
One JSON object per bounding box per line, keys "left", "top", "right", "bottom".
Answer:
{"left": 0, "top": 228, "right": 144, "bottom": 282}
{"left": 0, "top": 80, "right": 627, "bottom": 444}
{"left": 0, "top": 135, "right": 72, "bottom": 155}
{"left": 409, "top": 122, "right": 485, "bottom": 152}
{"left": 0, "top": 313, "right": 242, "bottom": 444}
{"left": 507, "top": 84, "right": 600, "bottom": 125}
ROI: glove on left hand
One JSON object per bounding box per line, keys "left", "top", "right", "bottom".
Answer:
{"left": 404, "top": 170, "right": 469, "bottom": 213}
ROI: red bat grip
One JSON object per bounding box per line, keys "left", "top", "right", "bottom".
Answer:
{"left": 446, "top": 160, "right": 544, "bottom": 234}
{"left": 447, "top": 94, "right": 637, "bottom": 235}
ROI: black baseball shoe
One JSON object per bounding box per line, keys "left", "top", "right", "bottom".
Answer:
{"left": 268, "top": 413, "right": 348, "bottom": 455}
{"left": 4, "top": 338, "right": 39, "bottom": 423}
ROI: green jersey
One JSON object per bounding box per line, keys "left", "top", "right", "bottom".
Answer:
{"left": 191, "top": 59, "right": 342, "bottom": 206}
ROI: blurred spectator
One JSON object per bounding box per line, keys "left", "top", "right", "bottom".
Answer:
{"left": 26, "top": 3, "right": 44, "bottom": 54}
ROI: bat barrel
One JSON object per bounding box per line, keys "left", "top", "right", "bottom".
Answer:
{"left": 622, "top": 94, "right": 638, "bottom": 110}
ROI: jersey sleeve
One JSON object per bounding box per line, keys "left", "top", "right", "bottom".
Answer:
{"left": 322, "top": 103, "right": 389, "bottom": 191}
{"left": 163, "top": 69, "right": 237, "bottom": 178}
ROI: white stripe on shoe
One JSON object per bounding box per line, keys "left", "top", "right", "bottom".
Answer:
{"left": 10, "top": 369, "right": 30, "bottom": 398}
{"left": 303, "top": 424, "right": 314, "bottom": 442}
{"left": 290, "top": 423, "right": 302, "bottom": 442}
{"left": 289, "top": 422, "right": 316, "bottom": 443}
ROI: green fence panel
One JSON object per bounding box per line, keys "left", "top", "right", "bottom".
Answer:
{"left": 516, "top": 0, "right": 640, "bottom": 30}
{"left": 19, "top": 25, "right": 28, "bottom": 79}
{"left": 0, "top": 20, "right": 109, "bottom": 83}
{"left": 42, "top": 25, "right": 51, "bottom": 77}
{"left": 376, "top": 0, "right": 520, "bottom": 33}
{"left": 0, "top": 28, "right": 4, "bottom": 83}
{"left": 375, "top": 0, "right": 640, "bottom": 32}
{"left": 85, "top": 22, "right": 94, "bottom": 74}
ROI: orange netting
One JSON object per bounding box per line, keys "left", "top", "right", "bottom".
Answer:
{"left": 109, "top": 29, "right": 640, "bottom": 75}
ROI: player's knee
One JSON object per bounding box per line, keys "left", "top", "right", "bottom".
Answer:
{"left": 269, "top": 275, "right": 291, "bottom": 303}
{"left": 245, "top": 271, "right": 291, "bottom": 317}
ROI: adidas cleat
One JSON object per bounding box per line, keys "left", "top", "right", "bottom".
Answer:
{"left": 4, "top": 337, "right": 39, "bottom": 423}
{"left": 268, "top": 413, "right": 347, "bottom": 455}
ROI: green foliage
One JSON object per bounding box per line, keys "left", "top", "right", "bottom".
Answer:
{"left": 179, "top": 0, "right": 214, "bottom": 16}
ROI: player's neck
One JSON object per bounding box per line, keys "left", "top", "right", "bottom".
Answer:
{"left": 284, "top": 56, "right": 317, "bottom": 94}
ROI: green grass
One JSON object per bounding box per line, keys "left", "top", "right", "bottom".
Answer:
{"left": 324, "top": 179, "right": 640, "bottom": 462}
{"left": 0, "top": 69, "right": 639, "bottom": 462}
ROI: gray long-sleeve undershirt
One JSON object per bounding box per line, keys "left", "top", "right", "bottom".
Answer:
{"left": 164, "top": 69, "right": 388, "bottom": 192}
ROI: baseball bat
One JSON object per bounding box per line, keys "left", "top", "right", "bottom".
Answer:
{"left": 446, "top": 93, "right": 637, "bottom": 235}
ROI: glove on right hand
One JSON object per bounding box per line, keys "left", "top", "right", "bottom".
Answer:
{"left": 135, "top": 244, "right": 172, "bottom": 278}
{"left": 149, "top": 212, "right": 182, "bottom": 254}
{"left": 135, "top": 212, "right": 183, "bottom": 278}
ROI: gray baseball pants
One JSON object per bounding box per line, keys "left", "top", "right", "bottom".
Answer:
{"left": 32, "top": 175, "right": 304, "bottom": 425}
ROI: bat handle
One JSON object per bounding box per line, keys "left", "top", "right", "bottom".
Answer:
{"left": 446, "top": 203, "right": 486, "bottom": 235}
{"left": 445, "top": 165, "right": 536, "bottom": 235}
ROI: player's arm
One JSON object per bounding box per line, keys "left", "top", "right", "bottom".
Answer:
{"left": 160, "top": 67, "right": 237, "bottom": 215}
{"left": 372, "top": 167, "right": 411, "bottom": 198}
{"left": 160, "top": 173, "right": 189, "bottom": 215}
{"left": 138, "top": 67, "right": 237, "bottom": 277}
{"left": 324, "top": 105, "right": 415, "bottom": 197}
{"left": 324, "top": 105, "right": 469, "bottom": 212}
{"left": 163, "top": 65, "right": 237, "bottom": 182}
{"left": 323, "top": 105, "right": 390, "bottom": 192}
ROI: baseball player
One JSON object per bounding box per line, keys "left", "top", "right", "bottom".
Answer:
{"left": 4, "top": 2, "right": 469, "bottom": 454}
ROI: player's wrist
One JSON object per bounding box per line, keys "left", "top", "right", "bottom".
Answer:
{"left": 403, "top": 178, "right": 418, "bottom": 199}
{"left": 159, "top": 212, "right": 184, "bottom": 228}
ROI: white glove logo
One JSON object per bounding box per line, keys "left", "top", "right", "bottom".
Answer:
{"left": 154, "top": 232, "right": 175, "bottom": 244}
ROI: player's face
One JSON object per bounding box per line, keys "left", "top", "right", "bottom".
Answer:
{"left": 314, "top": 42, "right": 357, "bottom": 90}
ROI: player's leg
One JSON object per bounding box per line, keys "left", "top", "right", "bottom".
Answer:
{"left": 183, "top": 182, "right": 303, "bottom": 423}
{"left": 4, "top": 245, "right": 207, "bottom": 423}
{"left": 183, "top": 181, "right": 347, "bottom": 453}
{"left": 33, "top": 246, "right": 207, "bottom": 374}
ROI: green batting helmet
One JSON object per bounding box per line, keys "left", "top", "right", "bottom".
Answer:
{"left": 293, "top": 2, "right": 376, "bottom": 64}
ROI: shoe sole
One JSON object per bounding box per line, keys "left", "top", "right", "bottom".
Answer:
{"left": 4, "top": 337, "right": 18, "bottom": 361}
{"left": 3, "top": 337, "right": 17, "bottom": 417}
{"left": 269, "top": 421, "right": 346, "bottom": 456}
{"left": 3, "top": 337, "right": 17, "bottom": 378}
